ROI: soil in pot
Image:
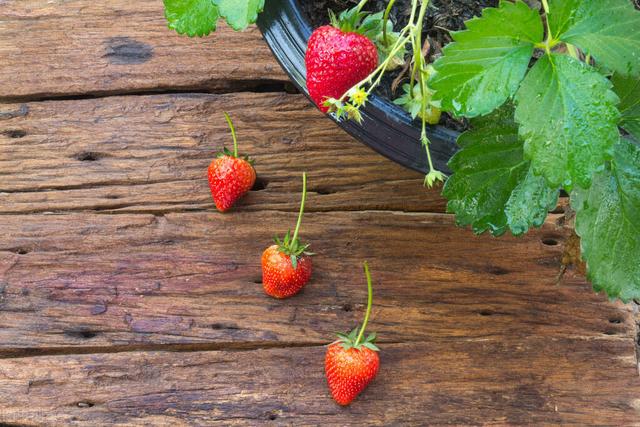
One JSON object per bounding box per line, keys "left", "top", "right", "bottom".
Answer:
{"left": 299, "top": 0, "right": 504, "bottom": 133}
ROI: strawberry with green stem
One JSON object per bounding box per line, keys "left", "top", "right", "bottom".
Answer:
{"left": 207, "top": 113, "right": 256, "bottom": 212}
{"left": 262, "top": 172, "right": 313, "bottom": 298}
{"left": 325, "top": 261, "right": 380, "bottom": 406}
{"left": 321, "top": 0, "right": 445, "bottom": 188}
{"left": 305, "top": 0, "right": 379, "bottom": 115}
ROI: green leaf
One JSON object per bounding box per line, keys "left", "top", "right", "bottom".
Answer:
{"left": 514, "top": 54, "right": 620, "bottom": 189}
{"left": 443, "top": 107, "right": 558, "bottom": 236}
{"left": 430, "top": 0, "right": 543, "bottom": 118}
{"left": 505, "top": 169, "right": 559, "bottom": 236}
{"left": 571, "top": 137, "right": 640, "bottom": 301}
{"left": 163, "top": 0, "right": 219, "bottom": 37}
{"left": 612, "top": 73, "right": 640, "bottom": 139}
{"left": 362, "top": 12, "right": 406, "bottom": 68}
{"left": 213, "top": 0, "right": 264, "bottom": 31}
{"left": 548, "top": 0, "right": 640, "bottom": 76}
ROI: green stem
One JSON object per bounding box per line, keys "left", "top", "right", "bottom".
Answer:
{"left": 407, "top": 0, "right": 422, "bottom": 92}
{"left": 291, "top": 172, "right": 307, "bottom": 245}
{"left": 541, "top": 0, "right": 550, "bottom": 14}
{"left": 382, "top": 0, "right": 397, "bottom": 46}
{"left": 540, "top": 0, "right": 555, "bottom": 55}
{"left": 224, "top": 112, "right": 238, "bottom": 157}
{"left": 355, "top": 0, "right": 369, "bottom": 12}
{"left": 424, "top": 137, "right": 435, "bottom": 171}
{"left": 354, "top": 261, "right": 374, "bottom": 347}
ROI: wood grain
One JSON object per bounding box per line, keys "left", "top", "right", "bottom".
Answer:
{"left": 0, "top": 210, "right": 633, "bottom": 353}
{"left": 0, "top": 340, "right": 638, "bottom": 425}
{"left": 0, "top": 93, "right": 447, "bottom": 214}
{"left": 0, "top": 0, "right": 286, "bottom": 100}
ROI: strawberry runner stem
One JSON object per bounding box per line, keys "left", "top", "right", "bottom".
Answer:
{"left": 291, "top": 172, "right": 307, "bottom": 246}
{"left": 382, "top": 0, "right": 397, "bottom": 46}
{"left": 355, "top": 0, "right": 369, "bottom": 13}
{"left": 354, "top": 261, "right": 374, "bottom": 347}
{"left": 223, "top": 112, "right": 239, "bottom": 158}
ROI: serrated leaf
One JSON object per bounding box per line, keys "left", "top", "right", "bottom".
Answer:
{"left": 612, "top": 73, "right": 640, "bottom": 139}
{"left": 443, "top": 107, "right": 558, "bottom": 236}
{"left": 505, "top": 169, "right": 559, "bottom": 235}
{"left": 163, "top": 0, "right": 219, "bottom": 37}
{"left": 571, "top": 137, "right": 640, "bottom": 301}
{"left": 430, "top": 1, "right": 543, "bottom": 118}
{"left": 514, "top": 54, "right": 620, "bottom": 189}
{"left": 548, "top": 0, "right": 640, "bottom": 76}
{"left": 213, "top": 0, "right": 264, "bottom": 31}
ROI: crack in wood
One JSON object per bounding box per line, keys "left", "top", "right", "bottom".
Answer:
{"left": 0, "top": 82, "right": 293, "bottom": 104}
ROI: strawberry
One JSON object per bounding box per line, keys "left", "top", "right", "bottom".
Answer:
{"left": 262, "top": 173, "right": 313, "bottom": 298}
{"left": 207, "top": 113, "right": 256, "bottom": 212}
{"left": 305, "top": 7, "right": 378, "bottom": 112}
{"left": 325, "top": 261, "right": 380, "bottom": 405}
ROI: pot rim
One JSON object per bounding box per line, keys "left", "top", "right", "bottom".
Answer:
{"left": 256, "top": 0, "right": 460, "bottom": 174}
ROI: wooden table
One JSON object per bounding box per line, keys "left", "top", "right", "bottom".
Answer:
{"left": 1, "top": 1, "right": 639, "bottom": 425}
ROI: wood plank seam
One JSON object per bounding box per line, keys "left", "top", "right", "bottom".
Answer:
{"left": 0, "top": 335, "right": 632, "bottom": 359}
{"left": 0, "top": 81, "right": 295, "bottom": 105}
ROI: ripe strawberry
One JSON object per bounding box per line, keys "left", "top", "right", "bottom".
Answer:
{"left": 325, "top": 261, "right": 380, "bottom": 405}
{"left": 262, "top": 173, "right": 313, "bottom": 298}
{"left": 305, "top": 8, "right": 378, "bottom": 112}
{"left": 207, "top": 113, "right": 256, "bottom": 212}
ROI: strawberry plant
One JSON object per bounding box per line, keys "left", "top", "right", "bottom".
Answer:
{"left": 315, "top": 0, "right": 640, "bottom": 300}
{"left": 433, "top": 0, "right": 640, "bottom": 301}
{"left": 316, "top": 0, "right": 448, "bottom": 187}
{"left": 163, "top": 0, "right": 265, "bottom": 36}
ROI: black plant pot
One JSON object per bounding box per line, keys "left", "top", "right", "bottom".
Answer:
{"left": 256, "top": 0, "right": 460, "bottom": 174}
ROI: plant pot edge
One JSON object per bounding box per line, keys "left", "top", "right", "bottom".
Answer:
{"left": 256, "top": 0, "right": 460, "bottom": 175}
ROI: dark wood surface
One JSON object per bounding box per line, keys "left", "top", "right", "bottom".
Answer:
{"left": 1, "top": 1, "right": 639, "bottom": 425}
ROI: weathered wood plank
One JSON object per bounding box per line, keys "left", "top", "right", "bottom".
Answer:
{"left": 0, "top": 340, "right": 638, "bottom": 425}
{"left": 0, "top": 0, "right": 286, "bottom": 100}
{"left": 0, "top": 93, "right": 446, "bottom": 214}
{"left": 0, "top": 211, "right": 633, "bottom": 352}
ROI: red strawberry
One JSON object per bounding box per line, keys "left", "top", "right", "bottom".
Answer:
{"left": 262, "top": 173, "right": 313, "bottom": 298}
{"left": 207, "top": 113, "right": 256, "bottom": 212}
{"left": 305, "top": 10, "right": 378, "bottom": 112}
{"left": 325, "top": 261, "right": 380, "bottom": 405}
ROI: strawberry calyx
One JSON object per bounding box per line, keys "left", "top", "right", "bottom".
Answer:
{"left": 328, "top": 1, "right": 382, "bottom": 38}
{"left": 273, "top": 230, "right": 312, "bottom": 269}
{"left": 275, "top": 172, "right": 312, "bottom": 269}
{"left": 216, "top": 147, "right": 254, "bottom": 165}
{"left": 334, "top": 261, "right": 379, "bottom": 352}
{"left": 335, "top": 328, "right": 379, "bottom": 352}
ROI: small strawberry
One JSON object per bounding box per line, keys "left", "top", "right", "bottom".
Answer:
{"left": 207, "top": 113, "right": 256, "bottom": 212}
{"left": 262, "top": 172, "right": 313, "bottom": 298}
{"left": 305, "top": 7, "right": 378, "bottom": 112}
{"left": 325, "top": 261, "right": 380, "bottom": 406}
